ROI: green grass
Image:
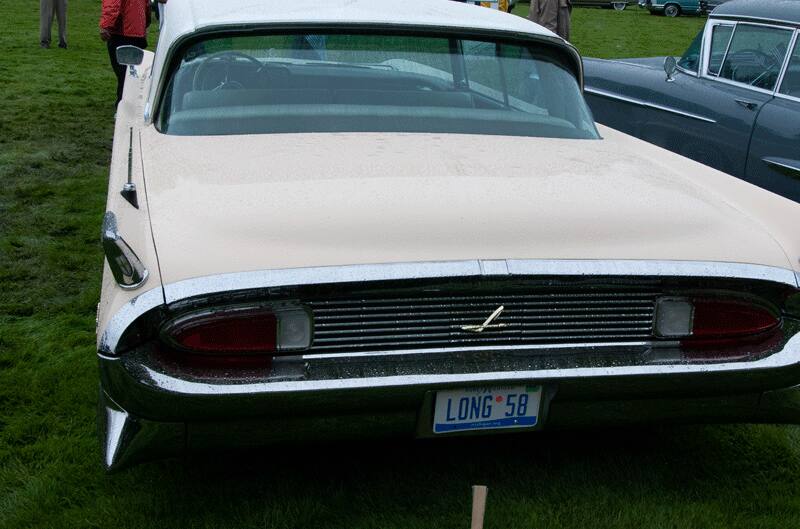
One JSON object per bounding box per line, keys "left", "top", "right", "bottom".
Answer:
{"left": 515, "top": 3, "right": 706, "bottom": 58}
{"left": 0, "top": 2, "right": 796, "bottom": 528}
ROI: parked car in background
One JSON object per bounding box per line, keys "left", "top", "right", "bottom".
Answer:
{"left": 700, "top": 0, "right": 733, "bottom": 12}
{"left": 574, "top": 0, "right": 635, "bottom": 10}
{"left": 643, "top": 0, "right": 704, "bottom": 16}
{"left": 584, "top": 0, "right": 800, "bottom": 203}
{"left": 99, "top": 0, "right": 800, "bottom": 471}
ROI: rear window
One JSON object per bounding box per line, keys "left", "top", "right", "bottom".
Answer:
{"left": 157, "top": 32, "right": 599, "bottom": 139}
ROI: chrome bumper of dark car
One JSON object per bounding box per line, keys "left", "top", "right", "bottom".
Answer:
{"left": 96, "top": 260, "right": 800, "bottom": 471}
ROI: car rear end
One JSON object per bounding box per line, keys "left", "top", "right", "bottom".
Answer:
{"left": 98, "top": 0, "right": 800, "bottom": 471}
{"left": 98, "top": 261, "right": 800, "bottom": 470}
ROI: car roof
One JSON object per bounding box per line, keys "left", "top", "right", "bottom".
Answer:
{"left": 158, "top": 0, "right": 555, "bottom": 48}
{"left": 710, "top": 0, "right": 800, "bottom": 26}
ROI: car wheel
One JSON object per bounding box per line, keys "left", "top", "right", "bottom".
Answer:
{"left": 612, "top": 2, "right": 627, "bottom": 10}
{"left": 664, "top": 4, "right": 681, "bottom": 16}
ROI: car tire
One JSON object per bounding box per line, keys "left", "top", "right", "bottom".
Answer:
{"left": 612, "top": 2, "right": 627, "bottom": 10}
{"left": 664, "top": 4, "right": 681, "bottom": 16}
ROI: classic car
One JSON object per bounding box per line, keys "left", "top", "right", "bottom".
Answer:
{"left": 573, "top": 0, "right": 635, "bottom": 10}
{"left": 643, "top": 0, "right": 704, "bottom": 17}
{"left": 584, "top": 0, "right": 800, "bottom": 202}
{"left": 99, "top": 0, "right": 800, "bottom": 471}
{"left": 700, "top": 0, "right": 733, "bottom": 13}
{"left": 458, "top": 0, "right": 517, "bottom": 12}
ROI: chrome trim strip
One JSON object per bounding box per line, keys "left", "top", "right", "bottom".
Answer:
{"left": 300, "top": 341, "right": 652, "bottom": 360}
{"left": 165, "top": 259, "right": 797, "bottom": 303}
{"left": 165, "top": 260, "right": 483, "bottom": 303}
{"left": 763, "top": 157, "right": 800, "bottom": 179}
{"left": 133, "top": 332, "right": 800, "bottom": 396}
{"left": 775, "top": 92, "right": 800, "bottom": 103}
{"left": 98, "top": 259, "right": 799, "bottom": 355}
{"left": 584, "top": 87, "right": 717, "bottom": 123}
{"left": 98, "top": 286, "right": 164, "bottom": 354}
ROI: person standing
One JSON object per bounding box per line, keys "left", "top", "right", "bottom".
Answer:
{"left": 40, "top": 0, "right": 67, "bottom": 49}
{"left": 528, "top": 0, "right": 572, "bottom": 41}
{"left": 100, "top": 0, "right": 166, "bottom": 106}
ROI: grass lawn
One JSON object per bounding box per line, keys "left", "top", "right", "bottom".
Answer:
{"left": 1, "top": 2, "right": 797, "bottom": 528}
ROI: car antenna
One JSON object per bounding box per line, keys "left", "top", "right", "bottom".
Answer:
{"left": 121, "top": 127, "right": 139, "bottom": 209}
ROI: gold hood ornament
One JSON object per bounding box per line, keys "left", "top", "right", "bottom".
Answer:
{"left": 461, "top": 305, "right": 507, "bottom": 333}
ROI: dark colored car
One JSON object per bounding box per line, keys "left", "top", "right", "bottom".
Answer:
{"left": 583, "top": 0, "right": 800, "bottom": 203}
{"left": 574, "top": 0, "right": 635, "bottom": 10}
{"left": 643, "top": 0, "right": 704, "bottom": 16}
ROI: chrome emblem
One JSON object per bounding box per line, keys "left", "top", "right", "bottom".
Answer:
{"left": 461, "top": 305, "right": 507, "bottom": 333}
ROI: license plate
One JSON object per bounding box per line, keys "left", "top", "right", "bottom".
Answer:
{"left": 433, "top": 385, "right": 542, "bottom": 434}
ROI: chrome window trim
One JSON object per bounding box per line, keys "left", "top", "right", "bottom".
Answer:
{"left": 776, "top": 29, "right": 800, "bottom": 98}
{"left": 710, "top": 15, "right": 800, "bottom": 29}
{"left": 98, "top": 259, "right": 800, "bottom": 355}
{"left": 706, "top": 73, "right": 777, "bottom": 96}
{"left": 713, "top": 22, "right": 736, "bottom": 77}
{"left": 701, "top": 20, "right": 795, "bottom": 95}
{"left": 108, "top": 331, "right": 800, "bottom": 396}
{"left": 675, "top": 64, "right": 699, "bottom": 78}
{"left": 583, "top": 87, "right": 717, "bottom": 123}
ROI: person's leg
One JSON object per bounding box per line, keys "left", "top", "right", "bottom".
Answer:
{"left": 55, "top": 0, "right": 67, "bottom": 48}
{"left": 107, "top": 36, "right": 127, "bottom": 106}
{"left": 39, "top": 0, "right": 53, "bottom": 48}
{"left": 108, "top": 36, "right": 149, "bottom": 106}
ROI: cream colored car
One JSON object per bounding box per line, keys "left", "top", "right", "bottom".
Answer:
{"left": 98, "top": 0, "right": 800, "bottom": 471}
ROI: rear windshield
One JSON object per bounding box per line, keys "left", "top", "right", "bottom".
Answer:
{"left": 158, "top": 32, "right": 599, "bottom": 139}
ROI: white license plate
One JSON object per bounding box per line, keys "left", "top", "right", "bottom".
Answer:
{"left": 433, "top": 385, "right": 542, "bottom": 434}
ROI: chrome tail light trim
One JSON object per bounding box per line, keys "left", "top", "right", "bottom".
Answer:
{"left": 97, "top": 259, "right": 800, "bottom": 355}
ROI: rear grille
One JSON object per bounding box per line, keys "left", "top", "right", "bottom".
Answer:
{"left": 307, "top": 290, "right": 659, "bottom": 353}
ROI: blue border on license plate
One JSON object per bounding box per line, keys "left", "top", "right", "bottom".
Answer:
{"left": 433, "top": 385, "right": 542, "bottom": 434}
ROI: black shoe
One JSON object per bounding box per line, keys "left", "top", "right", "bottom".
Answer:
{"left": 41, "top": 42, "right": 50, "bottom": 49}
{"left": 58, "top": 42, "right": 67, "bottom": 49}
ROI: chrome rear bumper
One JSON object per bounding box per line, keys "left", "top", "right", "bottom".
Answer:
{"left": 99, "top": 332, "right": 800, "bottom": 471}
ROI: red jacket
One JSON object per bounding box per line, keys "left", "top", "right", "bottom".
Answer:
{"left": 99, "top": 0, "right": 149, "bottom": 38}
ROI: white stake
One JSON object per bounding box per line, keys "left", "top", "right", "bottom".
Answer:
{"left": 471, "top": 485, "right": 488, "bottom": 529}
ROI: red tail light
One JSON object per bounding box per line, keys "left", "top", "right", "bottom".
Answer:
{"left": 163, "top": 305, "right": 312, "bottom": 355}
{"left": 690, "top": 299, "right": 779, "bottom": 339}
{"left": 656, "top": 297, "right": 780, "bottom": 345}
{"left": 170, "top": 309, "right": 278, "bottom": 353}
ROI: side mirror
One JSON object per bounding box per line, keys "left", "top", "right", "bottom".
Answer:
{"left": 664, "top": 56, "right": 677, "bottom": 83}
{"left": 116, "top": 45, "right": 144, "bottom": 66}
{"left": 116, "top": 45, "right": 144, "bottom": 79}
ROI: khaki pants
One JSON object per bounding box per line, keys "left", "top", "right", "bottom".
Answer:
{"left": 528, "top": 0, "right": 571, "bottom": 41}
{"left": 40, "top": 0, "right": 67, "bottom": 48}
